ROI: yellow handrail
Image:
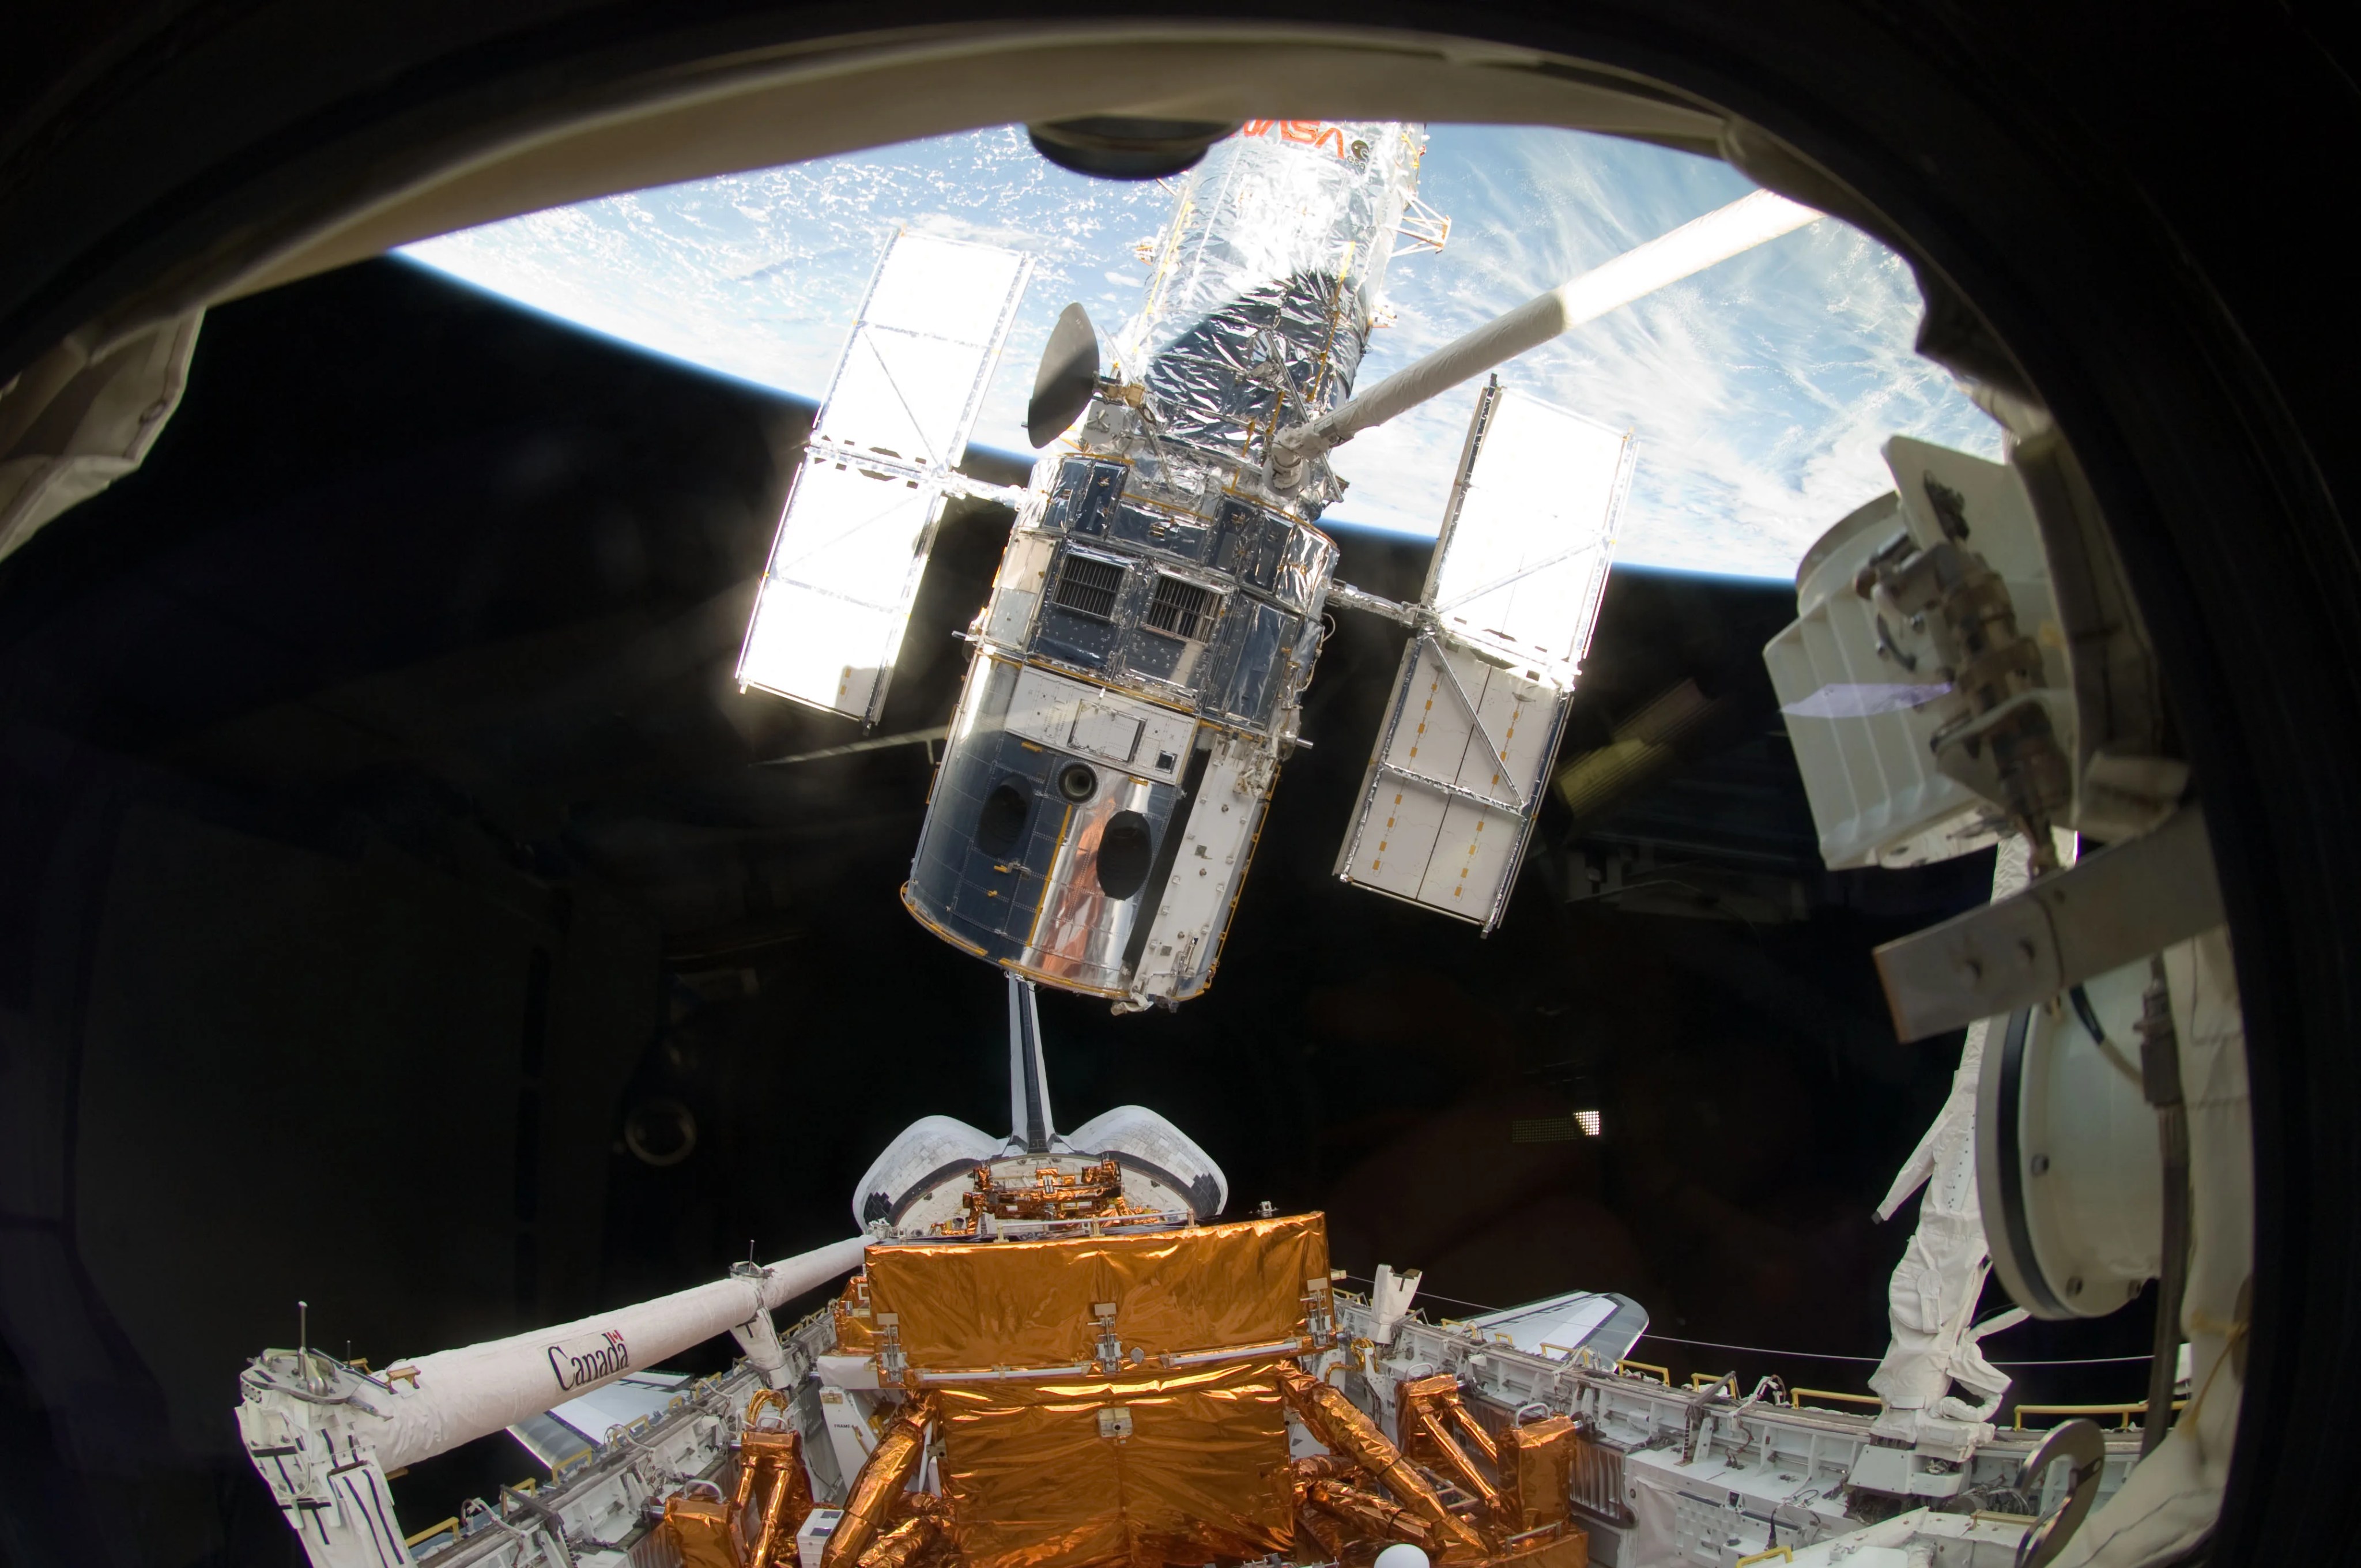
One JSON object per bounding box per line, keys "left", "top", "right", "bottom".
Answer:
{"left": 1616, "top": 1359, "right": 1672, "bottom": 1385}
{"left": 2011, "top": 1399, "right": 2187, "bottom": 1431}
{"left": 405, "top": 1517, "right": 461, "bottom": 1550}
{"left": 1734, "top": 1548, "right": 1793, "bottom": 1567}
{"left": 1689, "top": 1371, "right": 1738, "bottom": 1394}
{"left": 1789, "top": 1388, "right": 1883, "bottom": 1411}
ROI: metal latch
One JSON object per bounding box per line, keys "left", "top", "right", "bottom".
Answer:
{"left": 1096, "top": 1406, "right": 1133, "bottom": 1441}
{"left": 1302, "top": 1276, "right": 1336, "bottom": 1347}
{"left": 1092, "top": 1302, "right": 1122, "bottom": 1367}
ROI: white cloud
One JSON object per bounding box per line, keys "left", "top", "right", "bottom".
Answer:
{"left": 399, "top": 122, "right": 2000, "bottom": 580}
{"left": 1319, "top": 129, "right": 2001, "bottom": 578}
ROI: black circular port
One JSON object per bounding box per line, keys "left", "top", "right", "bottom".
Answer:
{"left": 1056, "top": 762, "right": 1098, "bottom": 802}
{"left": 977, "top": 781, "right": 1031, "bottom": 855}
{"left": 1096, "top": 811, "right": 1155, "bottom": 899}
{"left": 1025, "top": 118, "right": 1243, "bottom": 181}
{"left": 623, "top": 1099, "right": 697, "bottom": 1167}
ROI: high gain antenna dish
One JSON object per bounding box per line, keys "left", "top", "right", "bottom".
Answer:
{"left": 1027, "top": 301, "right": 1100, "bottom": 448}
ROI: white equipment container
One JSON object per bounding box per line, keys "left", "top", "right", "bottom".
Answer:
{"left": 1763, "top": 436, "right": 2064, "bottom": 869}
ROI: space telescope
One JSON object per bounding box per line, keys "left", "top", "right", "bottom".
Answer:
{"left": 734, "top": 120, "right": 1817, "bottom": 1011}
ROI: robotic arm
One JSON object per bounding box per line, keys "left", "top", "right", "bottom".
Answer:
{"left": 236, "top": 1238, "right": 863, "bottom": 1567}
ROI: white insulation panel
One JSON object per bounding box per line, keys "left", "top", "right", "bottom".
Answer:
{"left": 1131, "top": 741, "right": 1264, "bottom": 1003}
{"left": 1003, "top": 665, "right": 1194, "bottom": 782}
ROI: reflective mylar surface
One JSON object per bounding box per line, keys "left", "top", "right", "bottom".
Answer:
{"left": 1117, "top": 123, "right": 1424, "bottom": 468}
{"left": 862, "top": 1213, "right": 1327, "bottom": 1371}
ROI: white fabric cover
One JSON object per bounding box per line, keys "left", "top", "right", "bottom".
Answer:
{"left": 0, "top": 312, "right": 203, "bottom": 563}
{"left": 2053, "top": 926, "right": 2249, "bottom": 1566}
{"left": 1865, "top": 832, "right": 2058, "bottom": 1452}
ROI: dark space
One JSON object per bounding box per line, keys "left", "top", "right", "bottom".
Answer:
{"left": 0, "top": 258, "right": 2159, "bottom": 1565}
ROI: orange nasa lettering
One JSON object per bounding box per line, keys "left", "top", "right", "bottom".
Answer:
{"left": 1238, "top": 120, "right": 1353, "bottom": 163}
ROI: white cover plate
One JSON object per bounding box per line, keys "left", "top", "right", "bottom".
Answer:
{"left": 738, "top": 459, "right": 942, "bottom": 721}
{"left": 1004, "top": 665, "right": 1194, "bottom": 779}
{"left": 1070, "top": 707, "right": 1144, "bottom": 763}
{"left": 1427, "top": 386, "right": 1627, "bottom": 679}
{"left": 1130, "top": 744, "right": 1262, "bottom": 1003}
{"left": 813, "top": 232, "right": 1029, "bottom": 467}
{"left": 1337, "top": 636, "right": 1570, "bottom": 927}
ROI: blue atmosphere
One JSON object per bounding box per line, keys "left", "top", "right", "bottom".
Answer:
{"left": 401, "top": 124, "right": 1999, "bottom": 579}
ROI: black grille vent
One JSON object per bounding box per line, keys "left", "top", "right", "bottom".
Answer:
{"left": 1051, "top": 554, "right": 1124, "bottom": 622}
{"left": 1145, "top": 576, "right": 1215, "bottom": 640}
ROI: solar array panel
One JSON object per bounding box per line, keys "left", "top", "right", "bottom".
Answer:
{"left": 738, "top": 233, "right": 1032, "bottom": 724}
{"left": 1335, "top": 382, "right": 1631, "bottom": 929}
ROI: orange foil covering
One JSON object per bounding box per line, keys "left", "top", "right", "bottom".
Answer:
{"left": 861, "top": 1513, "right": 952, "bottom": 1568}
{"left": 1496, "top": 1418, "right": 1578, "bottom": 1534}
{"left": 859, "top": 1215, "right": 1330, "bottom": 1568}
{"left": 862, "top": 1214, "right": 1328, "bottom": 1373}
{"left": 1276, "top": 1367, "right": 1490, "bottom": 1561}
{"left": 937, "top": 1360, "right": 1293, "bottom": 1568}
{"left": 833, "top": 1277, "right": 880, "bottom": 1356}
{"left": 1301, "top": 1479, "right": 1434, "bottom": 1546}
{"left": 661, "top": 1494, "right": 741, "bottom": 1568}
{"left": 1394, "top": 1376, "right": 1501, "bottom": 1521}
{"left": 1491, "top": 1526, "right": 1588, "bottom": 1568}
{"left": 824, "top": 1397, "right": 937, "bottom": 1568}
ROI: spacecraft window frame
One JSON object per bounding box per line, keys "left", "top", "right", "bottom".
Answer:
{"left": 0, "top": 20, "right": 2339, "bottom": 1561}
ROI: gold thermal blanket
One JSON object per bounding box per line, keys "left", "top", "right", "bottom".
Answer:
{"left": 937, "top": 1360, "right": 1293, "bottom": 1568}
{"left": 861, "top": 1215, "right": 1330, "bottom": 1568}
{"left": 1496, "top": 1416, "right": 1577, "bottom": 1533}
{"left": 862, "top": 1214, "right": 1329, "bottom": 1371}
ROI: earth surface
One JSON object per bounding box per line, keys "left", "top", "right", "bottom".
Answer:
{"left": 401, "top": 123, "right": 2001, "bottom": 580}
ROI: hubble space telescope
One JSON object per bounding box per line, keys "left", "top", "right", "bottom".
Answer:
{"left": 736, "top": 120, "right": 1816, "bottom": 1012}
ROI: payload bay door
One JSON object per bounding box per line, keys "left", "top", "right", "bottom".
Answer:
{"left": 1335, "top": 380, "right": 1631, "bottom": 930}
{"left": 737, "top": 231, "right": 1032, "bottom": 726}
